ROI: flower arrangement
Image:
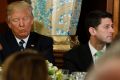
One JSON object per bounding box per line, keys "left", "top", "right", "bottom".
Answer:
{"left": 46, "top": 60, "right": 63, "bottom": 80}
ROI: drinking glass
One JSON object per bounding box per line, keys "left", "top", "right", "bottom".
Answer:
{"left": 70, "top": 72, "right": 87, "bottom": 80}
{"left": 61, "top": 69, "right": 69, "bottom": 80}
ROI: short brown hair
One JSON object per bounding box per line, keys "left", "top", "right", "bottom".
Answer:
{"left": 2, "top": 49, "right": 48, "bottom": 80}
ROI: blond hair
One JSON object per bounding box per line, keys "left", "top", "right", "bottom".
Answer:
{"left": 7, "top": 1, "right": 33, "bottom": 21}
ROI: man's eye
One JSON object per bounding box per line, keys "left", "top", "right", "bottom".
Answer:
{"left": 104, "top": 26, "right": 109, "bottom": 29}
{"left": 11, "top": 18, "right": 19, "bottom": 22}
{"left": 23, "top": 17, "right": 30, "bottom": 21}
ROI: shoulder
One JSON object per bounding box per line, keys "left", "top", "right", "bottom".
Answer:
{"left": 64, "top": 45, "right": 81, "bottom": 57}
{"left": 64, "top": 43, "right": 90, "bottom": 57}
{"left": 30, "top": 32, "right": 53, "bottom": 43}
{"left": 69, "top": 43, "right": 89, "bottom": 53}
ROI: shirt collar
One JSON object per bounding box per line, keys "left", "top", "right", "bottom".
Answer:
{"left": 15, "top": 35, "right": 29, "bottom": 44}
{"left": 88, "top": 41, "right": 106, "bottom": 56}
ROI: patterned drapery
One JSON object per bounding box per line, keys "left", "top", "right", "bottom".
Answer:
{"left": 31, "top": 0, "right": 82, "bottom": 36}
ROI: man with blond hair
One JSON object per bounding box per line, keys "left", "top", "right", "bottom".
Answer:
{"left": 0, "top": 1, "right": 55, "bottom": 64}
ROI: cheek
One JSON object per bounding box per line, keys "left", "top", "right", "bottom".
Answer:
{"left": 96, "top": 30, "right": 107, "bottom": 38}
{"left": 25, "top": 24, "right": 32, "bottom": 31}
{"left": 25, "top": 20, "right": 33, "bottom": 29}
{"left": 9, "top": 23, "right": 19, "bottom": 31}
{"left": 96, "top": 32, "right": 105, "bottom": 39}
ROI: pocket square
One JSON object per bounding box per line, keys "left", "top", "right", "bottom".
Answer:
{"left": 31, "top": 44, "right": 35, "bottom": 47}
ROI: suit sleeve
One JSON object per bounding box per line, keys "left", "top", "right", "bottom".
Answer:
{"left": 41, "top": 37, "right": 55, "bottom": 65}
{"left": 0, "top": 34, "right": 9, "bottom": 64}
{"left": 63, "top": 49, "right": 79, "bottom": 73}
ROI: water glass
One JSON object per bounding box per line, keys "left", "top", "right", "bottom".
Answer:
{"left": 61, "top": 69, "right": 69, "bottom": 80}
{"left": 70, "top": 72, "right": 87, "bottom": 80}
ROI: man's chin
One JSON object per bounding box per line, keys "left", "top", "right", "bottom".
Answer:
{"left": 19, "top": 34, "right": 28, "bottom": 39}
{"left": 106, "top": 40, "right": 112, "bottom": 43}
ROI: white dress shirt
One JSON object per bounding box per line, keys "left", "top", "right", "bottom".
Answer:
{"left": 15, "top": 35, "right": 29, "bottom": 48}
{"left": 88, "top": 41, "right": 106, "bottom": 62}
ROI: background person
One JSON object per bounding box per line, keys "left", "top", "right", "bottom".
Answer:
{"left": 85, "top": 40, "right": 120, "bottom": 80}
{"left": 2, "top": 49, "right": 49, "bottom": 80}
{"left": 63, "top": 10, "right": 114, "bottom": 73}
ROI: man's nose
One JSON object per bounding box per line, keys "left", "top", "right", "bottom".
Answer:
{"left": 110, "top": 27, "right": 114, "bottom": 33}
{"left": 19, "top": 19, "right": 24, "bottom": 27}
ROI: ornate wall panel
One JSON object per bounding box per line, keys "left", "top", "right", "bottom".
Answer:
{"left": 31, "top": 0, "right": 82, "bottom": 36}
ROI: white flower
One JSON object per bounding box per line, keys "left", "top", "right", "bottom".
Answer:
{"left": 46, "top": 60, "right": 63, "bottom": 80}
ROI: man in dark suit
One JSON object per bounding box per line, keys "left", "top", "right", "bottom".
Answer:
{"left": 63, "top": 10, "right": 114, "bottom": 73}
{"left": 0, "top": 1, "right": 55, "bottom": 64}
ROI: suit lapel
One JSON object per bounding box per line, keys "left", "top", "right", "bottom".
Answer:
{"left": 5, "top": 30, "right": 20, "bottom": 51}
{"left": 26, "top": 33, "right": 35, "bottom": 48}
{"left": 86, "top": 43, "right": 94, "bottom": 63}
{"left": 26, "top": 32, "right": 40, "bottom": 49}
{"left": 80, "top": 43, "right": 93, "bottom": 67}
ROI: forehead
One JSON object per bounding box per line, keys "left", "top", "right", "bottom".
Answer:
{"left": 10, "top": 9, "right": 31, "bottom": 18}
{"left": 100, "top": 18, "right": 113, "bottom": 24}
{"left": 96, "top": 17, "right": 113, "bottom": 29}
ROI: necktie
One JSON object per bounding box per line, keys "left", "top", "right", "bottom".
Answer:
{"left": 94, "top": 51, "right": 103, "bottom": 60}
{"left": 19, "top": 40, "right": 25, "bottom": 51}
{"left": 95, "top": 51, "right": 103, "bottom": 57}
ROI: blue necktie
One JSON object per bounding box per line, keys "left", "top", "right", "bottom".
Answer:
{"left": 19, "top": 40, "right": 25, "bottom": 51}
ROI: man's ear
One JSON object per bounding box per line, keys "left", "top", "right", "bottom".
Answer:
{"left": 7, "top": 21, "right": 12, "bottom": 29}
{"left": 89, "top": 27, "right": 96, "bottom": 36}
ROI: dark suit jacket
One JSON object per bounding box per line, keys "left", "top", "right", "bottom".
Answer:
{"left": 0, "top": 28, "right": 55, "bottom": 65}
{"left": 63, "top": 43, "right": 93, "bottom": 73}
